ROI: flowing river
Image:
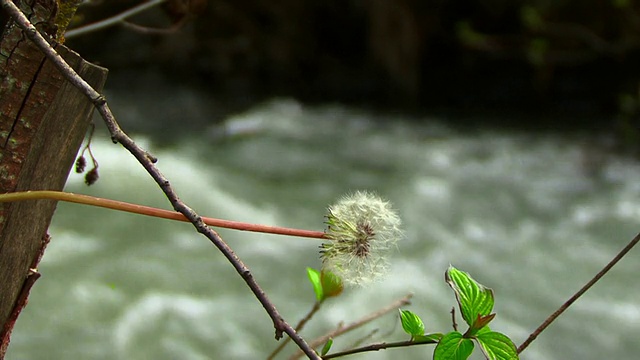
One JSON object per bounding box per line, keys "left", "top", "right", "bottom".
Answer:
{"left": 5, "top": 94, "right": 640, "bottom": 359}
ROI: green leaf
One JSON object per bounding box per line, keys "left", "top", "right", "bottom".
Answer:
{"left": 414, "top": 333, "right": 443, "bottom": 343}
{"left": 475, "top": 325, "right": 491, "bottom": 335}
{"left": 399, "top": 309, "right": 425, "bottom": 338}
{"left": 527, "top": 38, "right": 549, "bottom": 66}
{"left": 320, "top": 270, "right": 343, "bottom": 298}
{"left": 613, "top": 0, "right": 630, "bottom": 9}
{"left": 445, "top": 266, "right": 495, "bottom": 328}
{"left": 456, "top": 21, "right": 488, "bottom": 47}
{"left": 520, "top": 6, "right": 544, "bottom": 30}
{"left": 307, "top": 267, "right": 323, "bottom": 302}
{"left": 320, "top": 338, "right": 333, "bottom": 356}
{"left": 476, "top": 331, "right": 519, "bottom": 360}
{"left": 433, "top": 331, "right": 474, "bottom": 360}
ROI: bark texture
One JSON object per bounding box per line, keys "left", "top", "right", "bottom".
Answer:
{"left": 0, "top": 1, "right": 108, "bottom": 357}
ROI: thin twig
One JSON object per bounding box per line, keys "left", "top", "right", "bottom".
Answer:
{"left": 450, "top": 307, "right": 457, "bottom": 332}
{"left": 0, "top": 191, "right": 327, "bottom": 239}
{"left": 269, "top": 301, "right": 324, "bottom": 359}
{"left": 64, "top": 0, "right": 168, "bottom": 39}
{"left": 120, "top": 17, "right": 187, "bottom": 35}
{"left": 322, "top": 337, "right": 437, "bottom": 359}
{"left": 348, "top": 328, "right": 379, "bottom": 349}
{"left": 517, "top": 231, "right": 640, "bottom": 354}
{"left": 289, "top": 293, "right": 413, "bottom": 359}
{"left": 1, "top": 2, "right": 320, "bottom": 359}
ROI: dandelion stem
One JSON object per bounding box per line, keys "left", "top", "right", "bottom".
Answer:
{"left": 0, "top": 191, "right": 326, "bottom": 240}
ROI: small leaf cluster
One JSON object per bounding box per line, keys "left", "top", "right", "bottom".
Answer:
{"left": 399, "top": 266, "right": 519, "bottom": 360}
{"left": 307, "top": 267, "right": 344, "bottom": 302}
{"left": 399, "top": 310, "right": 443, "bottom": 343}
{"left": 306, "top": 268, "right": 344, "bottom": 356}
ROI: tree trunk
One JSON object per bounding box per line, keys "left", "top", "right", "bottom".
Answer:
{"left": 0, "top": 1, "right": 108, "bottom": 357}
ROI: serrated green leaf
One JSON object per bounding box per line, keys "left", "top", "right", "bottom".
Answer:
{"left": 320, "top": 270, "right": 343, "bottom": 298}
{"left": 399, "top": 309, "right": 425, "bottom": 338}
{"left": 445, "top": 266, "right": 495, "bottom": 328}
{"left": 320, "top": 338, "right": 333, "bottom": 356}
{"left": 306, "top": 267, "right": 324, "bottom": 302}
{"left": 476, "top": 331, "right": 519, "bottom": 360}
{"left": 433, "top": 331, "right": 474, "bottom": 360}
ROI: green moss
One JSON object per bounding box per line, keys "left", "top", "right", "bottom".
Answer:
{"left": 55, "top": 0, "right": 83, "bottom": 42}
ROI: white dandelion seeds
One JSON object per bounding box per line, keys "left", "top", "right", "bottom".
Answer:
{"left": 320, "top": 191, "right": 403, "bottom": 286}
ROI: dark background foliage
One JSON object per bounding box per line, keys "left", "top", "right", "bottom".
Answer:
{"left": 68, "top": 0, "right": 640, "bottom": 134}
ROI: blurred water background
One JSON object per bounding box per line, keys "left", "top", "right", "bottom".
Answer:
{"left": 5, "top": 86, "right": 640, "bottom": 359}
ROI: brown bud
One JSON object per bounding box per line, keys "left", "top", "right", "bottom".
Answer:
{"left": 85, "top": 167, "right": 99, "bottom": 186}
{"left": 75, "top": 155, "right": 86, "bottom": 173}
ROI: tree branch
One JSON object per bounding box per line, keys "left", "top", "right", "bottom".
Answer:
{"left": 289, "top": 293, "right": 413, "bottom": 359}
{"left": 518, "top": 231, "right": 640, "bottom": 353}
{"left": 269, "top": 300, "right": 324, "bottom": 359}
{"left": 322, "top": 337, "right": 436, "bottom": 359}
{"left": 0, "top": 1, "right": 320, "bottom": 358}
{"left": 64, "top": 0, "right": 168, "bottom": 39}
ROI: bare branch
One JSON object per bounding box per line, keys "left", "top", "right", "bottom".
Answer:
{"left": 450, "top": 307, "right": 457, "bottom": 332}
{"left": 120, "top": 16, "right": 187, "bottom": 35}
{"left": 64, "top": 0, "right": 168, "bottom": 39}
{"left": 1, "top": 1, "right": 319, "bottom": 358}
{"left": 518, "top": 231, "right": 640, "bottom": 353}
{"left": 322, "top": 337, "right": 436, "bottom": 359}
{"left": 269, "top": 301, "right": 324, "bottom": 359}
{"left": 289, "top": 293, "right": 413, "bottom": 359}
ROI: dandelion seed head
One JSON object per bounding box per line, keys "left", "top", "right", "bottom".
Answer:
{"left": 320, "top": 191, "right": 403, "bottom": 286}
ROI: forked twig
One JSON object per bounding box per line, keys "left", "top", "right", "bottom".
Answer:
{"left": 289, "top": 293, "right": 413, "bottom": 359}
{"left": 64, "top": 0, "right": 168, "bottom": 39}
{"left": 0, "top": 2, "right": 319, "bottom": 359}
{"left": 518, "top": 231, "right": 640, "bottom": 353}
{"left": 268, "top": 301, "right": 324, "bottom": 359}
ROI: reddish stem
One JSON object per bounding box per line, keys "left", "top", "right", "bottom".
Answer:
{"left": 0, "top": 191, "right": 327, "bottom": 239}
